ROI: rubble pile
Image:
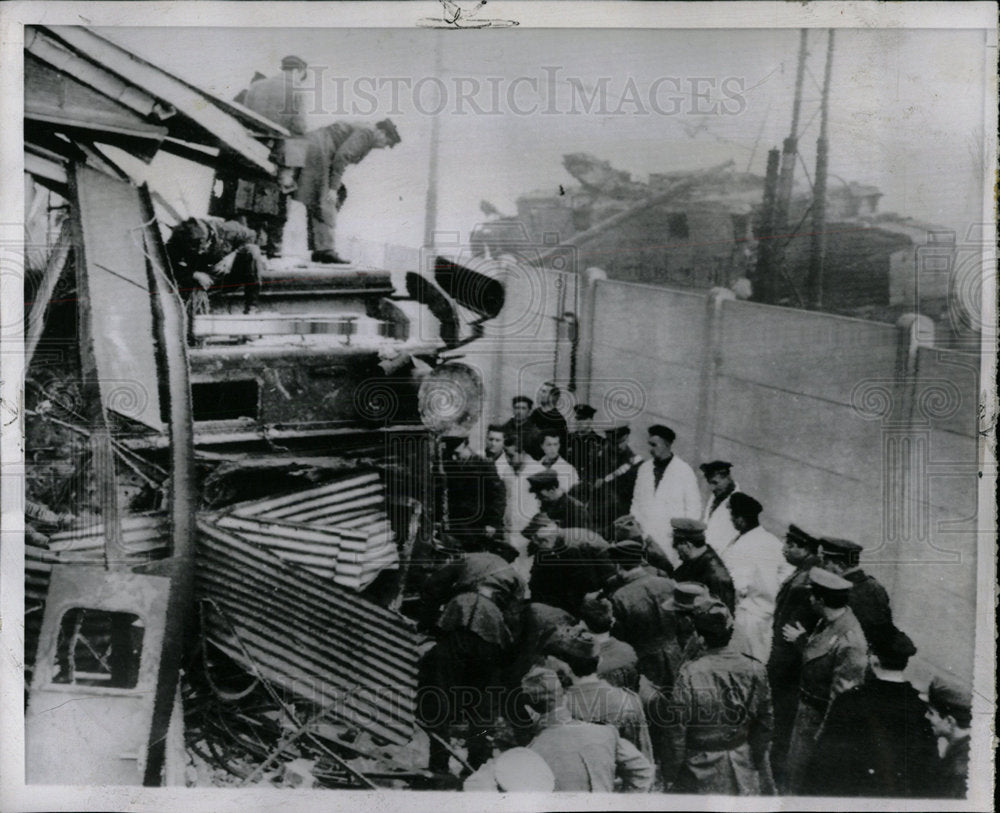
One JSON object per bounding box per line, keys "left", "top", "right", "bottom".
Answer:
{"left": 180, "top": 655, "right": 452, "bottom": 790}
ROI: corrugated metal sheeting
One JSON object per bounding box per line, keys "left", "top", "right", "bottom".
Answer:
{"left": 222, "top": 470, "right": 399, "bottom": 590}
{"left": 195, "top": 517, "right": 419, "bottom": 745}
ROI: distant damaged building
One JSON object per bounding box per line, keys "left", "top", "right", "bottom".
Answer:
{"left": 473, "top": 153, "right": 966, "bottom": 332}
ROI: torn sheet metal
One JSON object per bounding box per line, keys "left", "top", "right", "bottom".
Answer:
{"left": 230, "top": 470, "right": 387, "bottom": 526}
{"left": 72, "top": 164, "right": 164, "bottom": 431}
{"left": 25, "top": 54, "right": 167, "bottom": 158}
{"left": 195, "top": 518, "right": 419, "bottom": 745}
{"left": 211, "top": 513, "right": 398, "bottom": 590}
{"left": 35, "top": 26, "right": 281, "bottom": 174}
{"left": 218, "top": 470, "right": 398, "bottom": 590}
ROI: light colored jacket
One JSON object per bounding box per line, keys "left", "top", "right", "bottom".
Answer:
{"left": 702, "top": 486, "right": 739, "bottom": 552}
{"left": 528, "top": 706, "right": 653, "bottom": 792}
{"left": 541, "top": 455, "right": 579, "bottom": 493}
{"left": 630, "top": 456, "right": 702, "bottom": 567}
{"left": 719, "top": 524, "right": 792, "bottom": 662}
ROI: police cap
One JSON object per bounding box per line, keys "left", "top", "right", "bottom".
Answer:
{"left": 819, "top": 537, "right": 864, "bottom": 567}
{"left": 662, "top": 581, "right": 710, "bottom": 613}
{"left": 671, "top": 517, "right": 707, "bottom": 545}
{"left": 699, "top": 460, "right": 732, "bottom": 477}
{"left": 809, "top": 566, "right": 852, "bottom": 592}
{"left": 786, "top": 523, "right": 819, "bottom": 551}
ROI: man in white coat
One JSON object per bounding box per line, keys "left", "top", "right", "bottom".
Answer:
{"left": 497, "top": 434, "right": 545, "bottom": 580}
{"left": 719, "top": 492, "right": 792, "bottom": 662}
{"left": 699, "top": 460, "right": 740, "bottom": 552}
{"left": 629, "top": 424, "right": 702, "bottom": 570}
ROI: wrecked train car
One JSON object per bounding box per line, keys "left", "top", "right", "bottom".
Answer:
{"left": 23, "top": 25, "right": 491, "bottom": 787}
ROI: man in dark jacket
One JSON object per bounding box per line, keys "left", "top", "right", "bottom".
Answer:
{"left": 502, "top": 395, "right": 542, "bottom": 460}
{"left": 603, "top": 539, "right": 681, "bottom": 776}
{"left": 566, "top": 403, "right": 606, "bottom": 485}
{"left": 926, "top": 676, "right": 973, "bottom": 798}
{"left": 418, "top": 551, "right": 526, "bottom": 772}
{"left": 166, "top": 216, "right": 265, "bottom": 314}
{"left": 579, "top": 593, "right": 640, "bottom": 691}
{"left": 588, "top": 424, "right": 643, "bottom": 537}
{"left": 818, "top": 536, "right": 893, "bottom": 645}
{"left": 603, "top": 541, "right": 680, "bottom": 695}
{"left": 805, "top": 626, "right": 939, "bottom": 797}
{"left": 670, "top": 518, "right": 735, "bottom": 613}
{"left": 438, "top": 434, "right": 506, "bottom": 550}
{"left": 767, "top": 523, "right": 822, "bottom": 786}
{"left": 525, "top": 517, "right": 615, "bottom": 615}
{"left": 527, "top": 469, "right": 592, "bottom": 531}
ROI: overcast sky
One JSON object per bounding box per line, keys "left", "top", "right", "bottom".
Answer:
{"left": 100, "top": 25, "right": 991, "bottom": 250}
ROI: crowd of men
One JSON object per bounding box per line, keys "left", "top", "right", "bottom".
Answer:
{"left": 417, "top": 381, "right": 973, "bottom": 796}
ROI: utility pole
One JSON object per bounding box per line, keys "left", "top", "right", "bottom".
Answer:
{"left": 422, "top": 32, "right": 443, "bottom": 253}
{"left": 768, "top": 29, "right": 809, "bottom": 301}
{"left": 806, "top": 29, "right": 835, "bottom": 310}
{"left": 753, "top": 148, "right": 781, "bottom": 303}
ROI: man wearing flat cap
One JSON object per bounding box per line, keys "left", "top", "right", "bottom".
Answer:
{"left": 296, "top": 117, "right": 402, "bottom": 263}
{"left": 782, "top": 567, "right": 867, "bottom": 794}
{"left": 629, "top": 425, "right": 702, "bottom": 569}
{"left": 662, "top": 599, "right": 776, "bottom": 795}
{"left": 699, "top": 460, "right": 739, "bottom": 551}
{"left": 520, "top": 665, "right": 654, "bottom": 792}
{"left": 662, "top": 581, "right": 713, "bottom": 667}
{"left": 544, "top": 627, "right": 654, "bottom": 763}
{"left": 819, "top": 537, "right": 893, "bottom": 645}
{"left": 721, "top": 493, "right": 791, "bottom": 663}
{"left": 525, "top": 516, "right": 615, "bottom": 615}
{"left": 806, "top": 626, "right": 938, "bottom": 797}
{"left": 671, "top": 518, "right": 736, "bottom": 614}
{"left": 526, "top": 468, "right": 592, "bottom": 532}
{"left": 767, "top": 523, "right": 822, "bottom": 786}
{"left": 926, "top": 676, "right": 973, "bottom": 798}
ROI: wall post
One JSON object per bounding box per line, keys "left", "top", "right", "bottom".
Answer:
{"left": 694, "top": 287, "right": 736, "bottom": 466}
{"left": 576, "top": 267, "right": 607, "bottom": 405}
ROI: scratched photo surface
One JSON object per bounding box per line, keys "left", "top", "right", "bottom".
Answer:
{"left": 2, "top": 4, "right": 996, "bottom": 812}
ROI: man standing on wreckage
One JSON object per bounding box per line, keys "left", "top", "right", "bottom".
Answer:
{"left": 240, "top": 55, "right": 401, "bottom": 263}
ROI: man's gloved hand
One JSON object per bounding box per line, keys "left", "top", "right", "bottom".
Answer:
{"left": 192, "top": 271, "right": 214, "bottom": 290}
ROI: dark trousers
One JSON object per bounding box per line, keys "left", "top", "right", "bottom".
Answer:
{"left": 211, "top": 243, "right": 265, "bottom": 311}
{"left": 417, "top": 630, "right": 504, "bottom": 773}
